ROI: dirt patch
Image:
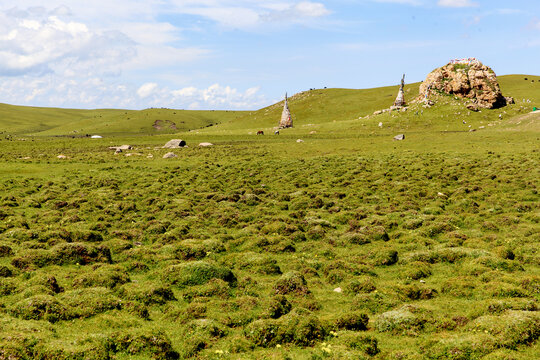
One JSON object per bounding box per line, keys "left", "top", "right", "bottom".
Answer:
{"left": 153, "top": 120, "right": 177, "bottom": 131}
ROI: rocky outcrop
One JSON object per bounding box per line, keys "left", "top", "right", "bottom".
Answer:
{"left": 419, "top": 60, "right": 509, "bottom": 109}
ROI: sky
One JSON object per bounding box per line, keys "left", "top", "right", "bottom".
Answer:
{"left": 0, "top": 0, "right": 539, "bottom": 110}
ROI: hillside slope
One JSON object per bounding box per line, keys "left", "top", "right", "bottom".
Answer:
{"left": 200, "top": 74, "right": 540, "bottom": 134}
{"left": 0, "top": 74, "right": 538, "bottom": 137}
{"left": 0, "top": 104, "right": 246, "bottom": 136}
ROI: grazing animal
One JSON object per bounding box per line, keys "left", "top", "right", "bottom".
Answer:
{"left": 274, "top": 130, "right": 280, "bottom": 135}
{"left": 257, "top": 130, "right": 264, "bottom": 135}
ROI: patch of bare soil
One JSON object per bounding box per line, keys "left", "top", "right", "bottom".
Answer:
{"left": 153, "top": 120, "right": 177, "bottom": 130}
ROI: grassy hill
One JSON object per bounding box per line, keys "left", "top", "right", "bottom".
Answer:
{"left": 0, "top": 104, "right": 246, "bottom": 136}
{"left": 195, "top": 74, "right": 540, "bottom": 135}
{"left": 1, "top": 74, "right": 539, "bottom": 137}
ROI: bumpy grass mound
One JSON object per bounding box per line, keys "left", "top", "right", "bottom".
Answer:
{"left": 245, "top": 309, "right": 328, "bottom": 347}
{"left": 161, "top": 261, "right": 236, "bottom": 288}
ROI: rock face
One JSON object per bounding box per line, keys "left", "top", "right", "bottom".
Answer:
{"left": 419, "top": 60, "right": 507, "bottom": 109}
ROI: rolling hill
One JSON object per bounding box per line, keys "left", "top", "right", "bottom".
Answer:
{"left": 0, "top": 75, "right": 539, "bottom": 137}
{"left": 0, "top": 104, "right": 246, "bottom": 136}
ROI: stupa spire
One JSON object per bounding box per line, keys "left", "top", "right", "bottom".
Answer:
{"left": 393, "top": 74, "right": 406, "bottom": 107}
{"left": 279, "top": 93, "right": 293, "bottom": 128}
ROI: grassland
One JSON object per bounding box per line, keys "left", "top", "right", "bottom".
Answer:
{"left": 0, "top": 75, "right": 538, "bottom": 359}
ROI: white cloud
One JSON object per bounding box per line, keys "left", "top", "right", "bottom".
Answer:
{"left": 172, "top": 87, "right": 197, "bottom": 97}
{"left": 294, "top": 2, "right": 331, "bottom": 17}
{"left": 437, "top": 0, "right": 478, "bottom": 8}
{"left": 119, "top": 22, "right": 180, "bottom": 45}
{"left": 137, "top": 83, "right": 158, "bottom": 98}
{"left": 172, "top": 1, "right": 331, "bottom": 28}
{"left": 0, "top": 74, "right": 269, "bottom": 110}
{"left": 0, "top": 10, "right": 133, "bottom": 76}
{"left": 182, "top": 6, "right": 261, "bottom": 28}
{"left": 0, "top": 2, "right": 331, "bottom": 110}
{"left": 170, "top": 83, "right": 267, "bottom": 109}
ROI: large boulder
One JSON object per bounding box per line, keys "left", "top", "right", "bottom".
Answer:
{"left": 419, "top": 60, "right": 507, "bottom": 109}
{"left": 163, "top": 139, "right": 186, "bottom": 148}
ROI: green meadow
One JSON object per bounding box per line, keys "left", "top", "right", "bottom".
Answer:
{"left": 0, "top": 75, "right": 538, "bottom": 359}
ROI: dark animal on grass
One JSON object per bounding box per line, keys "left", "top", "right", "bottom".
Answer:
{"left": 257, "top": 131, "right": 264, "bottom": 135}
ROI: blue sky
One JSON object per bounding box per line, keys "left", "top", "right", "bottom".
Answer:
{"left": 0, "top": 0, "right": 538, "bottom": 110}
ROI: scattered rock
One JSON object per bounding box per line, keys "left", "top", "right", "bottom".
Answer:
{"left": 90, "top": 135, "right": 102, "bottom": 139}
{"left": 466, "top": 103, "right": 479, "bottom": 112}
{"left": 163, "top": 139, "right": 186, "bottom": 148}
{"left": 333, "top": 287, "right": 342, "bottom": 293}
{"left": 504, "top": 96, "right": 515, "bottom": 105}
{"left": 374, "top": 110, "right": 383, "bottom": 115}
{"left": 147, "top": 154, "right": 153, "bottom": 158}
{"left": 198, "top": 142, "right": 214, "bottom": 147}
{"left": 437, "top": 192, "right": 447, "bottom": 198}
{"left": 163, "top": 152, "right": 177, "bottom": 159}
{"left": 57, "top": 155, "right": 67, "bottom": 159}
{"left": 378, "top": 122, "right": 383, "bottom": 128}
{"left": 309, "top": 131, "right": 317, "bottom": 134}
{"left": 296, "top": 139, "right": 304, "bottom": 143}
{"left": 109, "top": 145, "right": 132, "bottom": 151}
{"left": 393, "top": 134, "right": 405, "bottom": 141}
